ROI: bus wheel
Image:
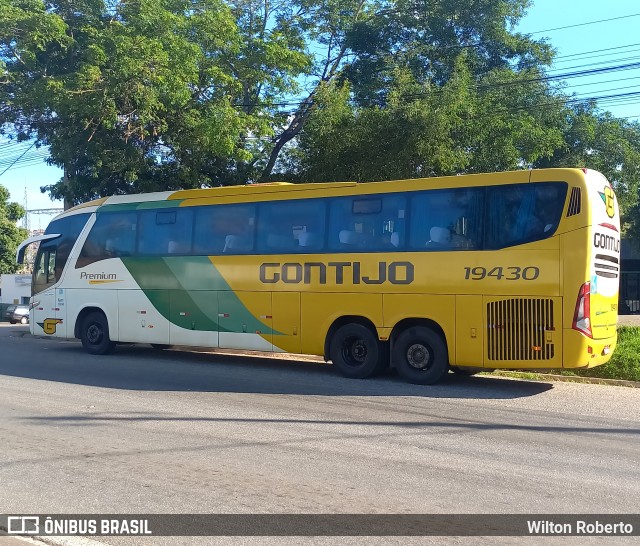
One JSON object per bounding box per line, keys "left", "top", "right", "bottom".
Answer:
{"left": 330, "top": 323, "right": 386, "bottom": 379}
{"left": 449, "top": 366, "right": 486, "bottom": 376}
{"left": 392, "top": 326, "right": 448, "bottom": 385}
{"left": 80, "top": 311, "right": 116, "bottom": 355}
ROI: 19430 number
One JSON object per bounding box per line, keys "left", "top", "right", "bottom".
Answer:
{"left": 464, "top": 266, "right": 539, "bottom": 280}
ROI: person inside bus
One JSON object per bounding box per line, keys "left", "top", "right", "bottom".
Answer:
{"left": 426, "top": 226, "right": 451, "bottom": 248}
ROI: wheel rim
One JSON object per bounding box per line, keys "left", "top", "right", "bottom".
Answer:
{"left": 341, "top": 336, "right": 368, "bottom": 367}
{"left": 87, "top": 322, "right": 103, "bottom": 345}
{"left": 406, "top": 343, "right": 431, "bottom": 370}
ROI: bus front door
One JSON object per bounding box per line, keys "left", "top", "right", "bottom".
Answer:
{"left": 31, "top": 247, "right": 62, "bottom": 337}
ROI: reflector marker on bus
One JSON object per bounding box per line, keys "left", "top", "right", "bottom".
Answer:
{"left": 595, "top": 271, "right": 618, "bottom": 278}
{"left": 218, "top": 313, "right": 229, "bottom": 318}
{"left": 595, "top": 254, "right": 619, "bottom": 264}
{"left": 598, "top": 222, "right": 619, "bottom": 232}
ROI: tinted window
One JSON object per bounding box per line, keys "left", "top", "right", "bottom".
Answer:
{"left": 33, "top": 245, "right": 57, "bottom": 293}
{"left": 44, "top": 213, "right": 91, "bottom": 279}
{"left": 329, "top": 194, "right": 406, "bottom": 251}
{"left": 76, "top": 211, "right": 137, "bottom": 267}
{"left": 138, "top": 208, "right": 193, "bottom": 255}
{"left": 409, "top": 188, "right": 483, "bottom": 250}
{"left": 485, "top": 182, "right": 567, "bottom": 249}
{"left": 193, "top": 204, "right": 256, "bottom": 255}
{"left": 257, "top": 199, "right": 326, "bottom": 253}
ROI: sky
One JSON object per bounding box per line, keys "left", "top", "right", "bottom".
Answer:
{"left": 1, "top": 0, "right": 640, "bottom": 229}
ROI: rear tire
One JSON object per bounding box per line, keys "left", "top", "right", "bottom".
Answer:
{"left": 80, "top": 311, "right": 115, "bottom": 355}
{"left": 329, "top": 323, "right": 387, "bottom": 379}
{"left": 392, "top": 326, "right": 448, "bottom": 385}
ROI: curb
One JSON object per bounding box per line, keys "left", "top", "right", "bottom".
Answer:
{"left": 490, "top": 371, "right": 640, "bottom": 388}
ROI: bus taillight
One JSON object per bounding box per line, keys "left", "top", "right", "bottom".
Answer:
{"left": 572, "top": 282, "right": 592, "bottom": 338}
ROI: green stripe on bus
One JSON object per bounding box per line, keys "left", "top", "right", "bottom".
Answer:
{"left": 121, "top": 256, "right": 277, "bottom": 335}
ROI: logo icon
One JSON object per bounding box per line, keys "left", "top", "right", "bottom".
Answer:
{"left": 598, "top": 185, "right": 615, "bottom": 218}
{"left": 7, "top": 516, "right": 40, "bottom": 534}
{"left": 37, "top": 318, "right": 63, "bottom": 335}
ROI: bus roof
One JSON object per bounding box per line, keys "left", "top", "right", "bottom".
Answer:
{"left": 169, "top": 181, "right": 357, "bottom": 200}
{"left": 51, "top": 168, "right": 600, "bottom": 219}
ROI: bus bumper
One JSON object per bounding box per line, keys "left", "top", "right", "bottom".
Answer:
{"left": 562, "top": 328, "right": 618, "bottom": 369}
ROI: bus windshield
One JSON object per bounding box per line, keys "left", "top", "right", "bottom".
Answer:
{"left": 32, "top": 213, "right": 90, "bottom": 294}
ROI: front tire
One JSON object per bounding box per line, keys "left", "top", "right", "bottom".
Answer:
{"left": 392, "top": 326, "right": 448, "bottom": 385}
{"left": 80, "top": 311, "right": 115, "bottom": 355}
{"left": 20, "top": 316, "right": 28, "bottom": 325}
{"left": 329, "top": 323, "right": 387, "bottom": 379}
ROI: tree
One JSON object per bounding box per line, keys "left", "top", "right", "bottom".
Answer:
{"left": 533, "top": 105, "right": 640, "bottom": 242}
{"left": 4, "top": 0, "right": 640, "bottom": 240}
{"left": 265, "top": 0, "right": 552, "bottom": 180}
{"left": 0, "top": 185, "right": 27, "bottom": 274}
{"left": 294, "top": 59, "right": 474, "bottom": 182}
{"left": 1, "top": 0, "right": 557, "bottom": 203}
{"left": 293, "top": 55, "right": 570, "bottom": 181}
{"left": 1, "top": 0, "right": 263, "bottom": 204}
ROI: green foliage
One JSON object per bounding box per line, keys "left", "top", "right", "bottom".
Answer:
{"left": 573, "top": 327, "right": 640, "bottom": 382}
{"left": 295, "top": 58, "right": 570, "bottom": 181}
{"left": 2, "top": 0, "right": 640, "bottom": 242}
{"left": 533, "top": 108, "right": 640, "bottom": 241}
{"left": 296, "top": 59, "right": 475, "bottom": 181}
{"left": 0, "top": 185, "right": 28, "bottom": 274}
{"left": 1, "top": 0, "right": 311, "bottom": 203}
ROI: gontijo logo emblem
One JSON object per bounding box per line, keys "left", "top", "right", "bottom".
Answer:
{"left": 37, "top": 318, "right": 63, "bottom": 335}
{"left": 598, "top": 185, "right": 615, "bottom": 218}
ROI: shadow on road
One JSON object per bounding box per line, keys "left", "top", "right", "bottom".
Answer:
{"left": 0, "top": 333, "right": 554, "bottom": 399}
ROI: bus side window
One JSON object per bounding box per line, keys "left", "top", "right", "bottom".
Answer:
{"left": 193, "top": 204, "right": 256, "bottom": 255}
{"left": 485, "top": 183, "right": 567, "bottom": 249}
{"left": 410, "top": 188, "right": 482, "bottom": 251}
{"left": 257, "top": 199, "right": 326, "bottom": 253}
{"left": 138, "top": 209, "right": 193, "bottom": 255}
{"left": 328, "top": 195, "right": 406, "bottom": 251}
{"left": 76, "top": 212, "right": 137, "bottom": 268}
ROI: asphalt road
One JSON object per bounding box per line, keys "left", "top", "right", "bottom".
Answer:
{"left": 1, "top": 323, "right": 639, "bottom": 545}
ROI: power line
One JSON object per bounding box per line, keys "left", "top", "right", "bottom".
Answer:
{"left": 527, "top": 13, "right": 640, "bottom": 35}
{"left": 554, "top": 42, "right": 640, "bottom": 61}
{"left": 0, "top": 142, "right": 35, "bottom": 179}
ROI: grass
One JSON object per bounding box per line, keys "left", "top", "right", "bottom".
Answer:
{"left": 572, "top": 326, "right": 640, "bottom": 382}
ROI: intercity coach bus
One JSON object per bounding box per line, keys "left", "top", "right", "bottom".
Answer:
{"left": 16, "top": 168, "right": 620, "bottom": 384}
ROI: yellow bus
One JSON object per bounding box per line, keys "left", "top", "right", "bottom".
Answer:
{"left": 17, "top": 168, "right": 620, "bottom": 384}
